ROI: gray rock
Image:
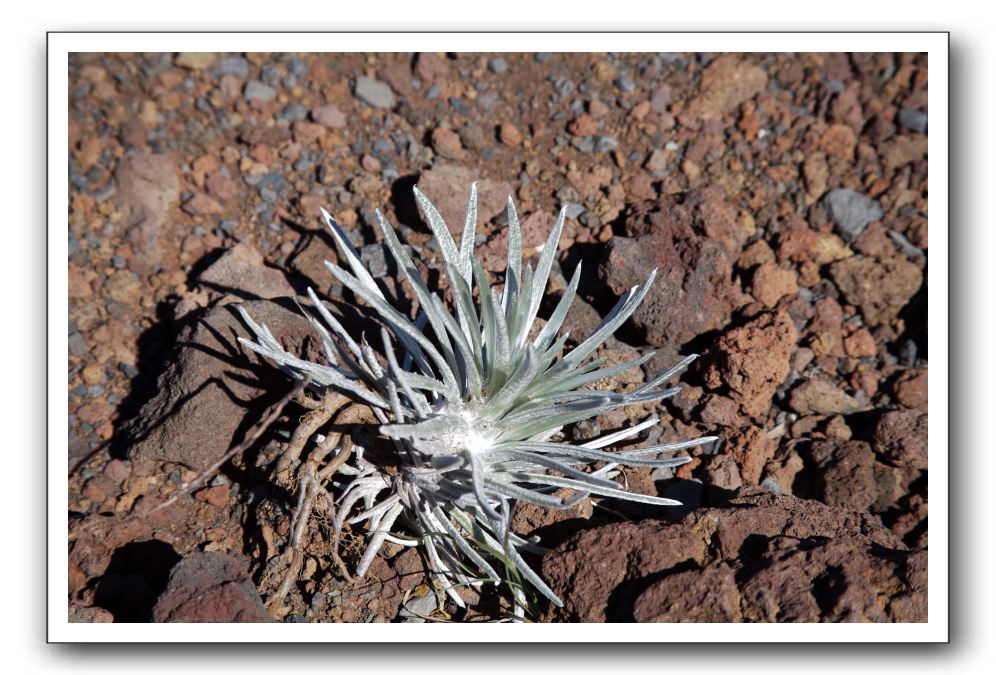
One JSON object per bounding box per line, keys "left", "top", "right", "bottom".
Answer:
{"left": 280, "top": 102, "right": 308, "bottom": 121}
{"left": 215, "top": 55, "right": 249, "bottom": 79}
{"left": 488, "top": 57, "right": 508, "bottom": 74}
{"left": 824, "top": 188, "right": 883, "bottom": 242}
{"left": 887, "top": 230, "right": 925, "bottom": 258}
{"left": 562, "top": 203, "right": 585, "bottom": 220}
{"left": 476, "top": 91, "right": 499, "bottom": 112}
{"left": 594, "top": 135, "right": 619, "bottom": 152}
{"left": 398, "top": 591, "right": 437, "bottom": 623}
{"left": 68, "top": 331, "right": 87, "bottom": 357}
{"left": 616, "top": 76, "right": 636, "bottom": 93}
{"left": 354, "top": 76, "right": 395, "bottom": 109}
{"left": 244, "top": 80, "right": 277, "bottom": 102}
{"left": 897, "top": 107, "right": 928, "bottom": 133}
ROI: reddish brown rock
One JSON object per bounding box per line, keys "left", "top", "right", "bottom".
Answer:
{"left": 777, "top": 229, "right": 853, "bottom": 266}
{"left": 844, "top": 328, "right": 878, "bottom": 358}
{"left": 880, "top": 134, "right": 928, "bottom": 172}
{"left": 182, "top": 193, "right": 224, "bottom": 216}
{"left": 804, "top": 440, "right": 878, "bottom": 511}
{"left": 69, "top": 603, "right": 115, "bottom": 623}
{"left": 805, "top": 296, "right": 846, "bottom": 358}
{"left": 416, "top": 165, "right": 512, "bottom": 235}
{"left": 414, "top": 52, "right": 449, "bottom": 83}
{"left": 512, "top": 488, "right": 593, "bottom": 546}
{"left": 701, "top": 310, "right": 797, "bottom": 417}
{"left": 206, "top": 171, "right": 238, "bottom": 202}
{"left": 542, "top": 487, "right": 922, "bottom": 622}
{"left": 724, "top": 426, "right": 777, "bottom": 484}
{"left": 478, "top": 209, "right": 551, "bottom": 272}
{"left": 622, "top": 172, "right": 657, "bottom": 202}
{"left": 567, "top": 113, "right": 599, "bottom": 137}
{"left": 830, "top": 256, "right": 923, "bottom": 327}
{"left": 114, "top": 151, "right": 181, "bottom": 275}
{"left": 127, "top": 299, "right": 319, "bottom": 469}
{"left": 431, "top": 126, "right": 464, "bottom": 160}
{"left": 738, "top": 239, "right": 776, "bottom": 269}
{"left": 197, "top": 242, "right": 295, "bottom": 300}
{"left": 195, "top": 485, "right": 231, "bottom": 507}
{"left": 600, "top": 189, "right": 746, "bottom": 347}
{"left": 893, "top": 368, "right": 928, "bottom": 412}
{"left": 738, "top": 535, "right": 926, "bottom": 622}
{"left": 788, "top": 379, "right": 863, "bottom": 416}
{"left": 698, "top": 394, "right": 742, "bottom": 427}
{"left": 311, "top": 103, "right": 347, "bottom": 129}
{"left": 703, "top": 454, "right": 744, "bottom": 490}
{"left": 820, "top": 123, "right": 858, "bottom": 159}
{"left": 152, "top": 552, "right": 273, "bottom": 622}
{"left": 873, "top": 410, "right": 928, "bottom": 470}
{"left": 686, "top": 55, "right": 768, "bottom": 120}
{"left": 750, "top": 262, "right": 799, "bottom": 308}
{"left": 375, "top": 61, "right": 416, "bottom": 98}
{"left": 633, "top": 563, "right": 742, "bottom": 622}
{"left": 498, "top": 123, "right": 523, "bottom": 148}
{"left": 292, "top": 121, "right": 326, "bottom": 145}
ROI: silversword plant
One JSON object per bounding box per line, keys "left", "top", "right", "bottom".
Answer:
{"left": 239, "top": 184, "right": 715, "bottom": 617}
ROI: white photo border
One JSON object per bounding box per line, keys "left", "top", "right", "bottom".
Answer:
{"left": 49, "top": 31, "right": 948, "bottom": 643}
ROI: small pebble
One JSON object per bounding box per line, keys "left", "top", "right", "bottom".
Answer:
{"left": 280, "top": 103, "right": 308, "bottom": 121}
{"left": 243, "top": 80, "right": 277, "bottom": 103}
{"left": 897, "top": 107, "right": 928, "bottom": 133}
{"left": 616, "top": 76, "right": 636, "bottom": 93}
{"left": 354, "top": 76, "right": 395, "bottom": 109}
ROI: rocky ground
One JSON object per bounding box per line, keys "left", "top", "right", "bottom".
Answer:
{"left": 67, "top": 51, "right": 928, "bottom": 623}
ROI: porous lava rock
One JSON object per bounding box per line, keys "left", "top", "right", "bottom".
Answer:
{"left": 152, "top": 551, "right": 273, "bottom": 622}
{"left": 829, "top": 256, "right": 923, "bottom": 327}
{"left": 701, "top": 310, "right": 798, "bottom": 417}
{"left": 542, "top": 487, "right": 925, "bottom": 622}
{"left": 600, "top": 189, "right": 746, "bottom": 347}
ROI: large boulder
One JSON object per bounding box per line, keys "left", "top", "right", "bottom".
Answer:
{"left": 541, "top": 486, "right": 925, "bottom": 622}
